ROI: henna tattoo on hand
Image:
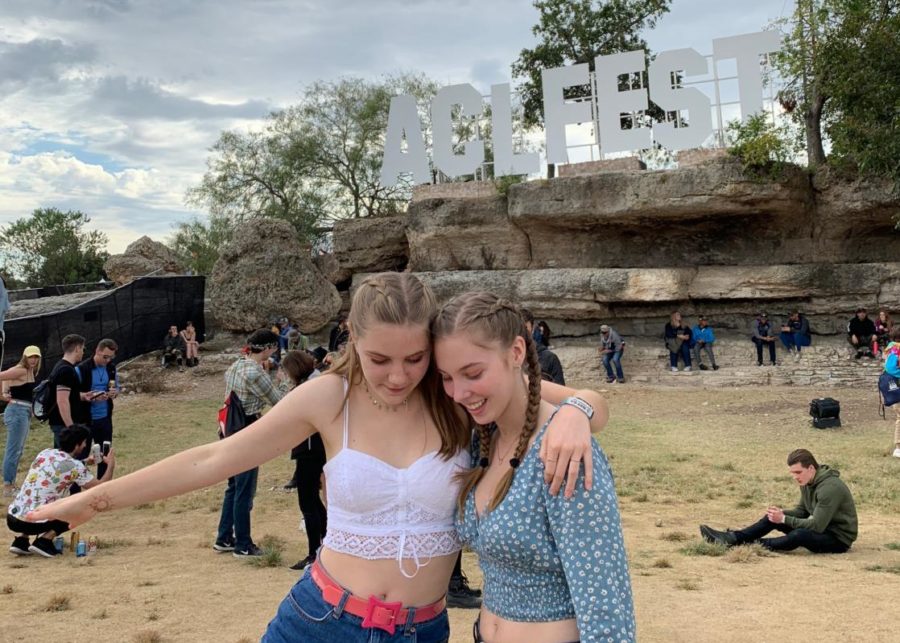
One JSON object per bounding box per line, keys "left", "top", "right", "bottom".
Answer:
{"left": 88, "top": 493, "right": 113, "bottom": 514}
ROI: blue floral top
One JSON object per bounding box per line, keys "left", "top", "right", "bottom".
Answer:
{"left": 456, "top": 412, "right": 636, "bottom": 642}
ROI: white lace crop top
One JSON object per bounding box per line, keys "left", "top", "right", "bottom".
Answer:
{"left": 321, "top": 381, "right": 469, "bottom": 578}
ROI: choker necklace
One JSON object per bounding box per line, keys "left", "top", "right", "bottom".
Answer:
{"left": 364, "top": 382, "right": 408, "bottom": 412}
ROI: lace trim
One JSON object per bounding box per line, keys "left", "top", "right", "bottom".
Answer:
{"left": 323, "top": 529, "right": 462, "bottom": 560}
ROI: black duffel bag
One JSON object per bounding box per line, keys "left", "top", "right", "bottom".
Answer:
{"left": 810, "top": 397, "right": 841, "bottom": 428}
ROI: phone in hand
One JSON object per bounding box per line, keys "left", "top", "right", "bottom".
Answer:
{"left": 102, "top": 441, "right": 111, "bottom": 456}
{"left": 89, "top": 390, "right": 106, "bottom": 400}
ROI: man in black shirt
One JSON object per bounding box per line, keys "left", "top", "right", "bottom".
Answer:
{"left": 848, "top": 307, "right": 877, "bottom": 359}
{"left": 47, "top": 334, "right": 91, "bottom": 448}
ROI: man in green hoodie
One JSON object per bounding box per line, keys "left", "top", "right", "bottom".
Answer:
{"left": 700, "top": 449, "right": 858, "bottom": 553}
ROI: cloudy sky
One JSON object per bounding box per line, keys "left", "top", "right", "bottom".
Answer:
{"left": 0, "top": 0, "right": 790, "bottom": 253}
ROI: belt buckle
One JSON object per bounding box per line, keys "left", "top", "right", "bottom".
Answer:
{"left": 361, "top": 595, "right": 403, "bottom": 635}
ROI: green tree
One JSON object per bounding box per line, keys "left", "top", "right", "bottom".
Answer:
{"left": 512, "top": 0, "right": 672, "bottom": 129}
{"left": 0, "top": 208, "right": 109, "bottom": 287}
{"left": 187, "top": 74, "right": 439, "bottom": 244}
{"left": 167, "top": 213, "right": 236, "bottom": 275}
{"left": 821, "top": 1, "right": 900, "bottom": 181}
{"left": 772, "top": 0, "right": 900, "bottom": 175}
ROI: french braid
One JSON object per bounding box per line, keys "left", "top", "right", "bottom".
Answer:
{"left": 434, "top": 292, "right": 543, "bottom": 515}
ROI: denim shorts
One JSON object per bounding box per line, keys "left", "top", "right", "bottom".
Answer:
{"left": 262, "top": 568, "right": 450, "bottom": 643}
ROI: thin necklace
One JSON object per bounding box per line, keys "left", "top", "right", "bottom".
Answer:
{"left": 491, "top": 431, "right": 519, "bottom": 467}
{"left": 363, "top": 381, "right": 409, "bottom": 412}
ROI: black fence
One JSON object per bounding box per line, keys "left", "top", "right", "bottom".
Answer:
{"left": 2, "top": 276, "right": 205, "bottom": 373}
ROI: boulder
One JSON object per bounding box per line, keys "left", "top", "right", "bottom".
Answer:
{"left": 209, "top": 219, "right": 341, "bottom": 333}
{"left": 104, "top": 236, "right": 186, "bottom": 285}
{"left": 312, "top": 253, "right": 351, "bottom": 286}
{"left": 406, "top": 197, "right": 531, "bottom": 271}
{"left": 332, "top": 216, "right": 408, "bottom": 276}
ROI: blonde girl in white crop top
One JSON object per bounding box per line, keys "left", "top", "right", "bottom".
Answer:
{"left": 28, "top": 273, "right": 608, "bottom": 642}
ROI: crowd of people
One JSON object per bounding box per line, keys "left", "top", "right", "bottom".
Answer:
{"left": 1, "top": 273, "right": 896, "bottom": 641}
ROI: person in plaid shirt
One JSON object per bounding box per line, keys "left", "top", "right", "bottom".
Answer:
{"left": 214, "top": 329, "right": 283, "bottom": 558}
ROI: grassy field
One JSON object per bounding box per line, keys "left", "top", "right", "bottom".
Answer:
{"left": 0, "top": 369, "right": 898, "bottom": 642}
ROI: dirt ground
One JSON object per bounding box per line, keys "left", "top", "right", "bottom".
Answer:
{"left": 0, "top": 370, "right": 898, "bottom": 642}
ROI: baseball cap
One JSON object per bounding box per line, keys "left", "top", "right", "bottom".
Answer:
{"left": 698, "top": 315, "right": 707, "bottom": 321}
{"left": 600, "top": 324, "right": 610, "bottom": 333}
{"left": 759, "top": 311, "right": 768, "bottom": 318}
{"left": 23, "top": 345, "right": 42, "bottom": 358}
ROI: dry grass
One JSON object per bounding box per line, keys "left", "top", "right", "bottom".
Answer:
{"left": 724, "top": 544, "right": 772, "bottom": 564}
{"left": 679, "top": 541, "right": 727, "bottom": 557}
{"left": 42, "top": 594, "right": 72, "bottom": 612}
{"left": 2, "top": 382, "right": 899, "bottom": 642}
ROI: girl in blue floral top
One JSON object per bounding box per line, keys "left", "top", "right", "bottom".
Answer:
{"left": 433, "top": 292, "right": 635, "bottom": 643}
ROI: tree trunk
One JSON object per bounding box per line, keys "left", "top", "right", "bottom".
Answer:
{"left": 805, "top": 91, "right": 827, "bottom": 168}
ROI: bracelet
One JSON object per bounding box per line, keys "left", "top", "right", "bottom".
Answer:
{"left": 560, "top": 396, "right": 594, "bottom": 420}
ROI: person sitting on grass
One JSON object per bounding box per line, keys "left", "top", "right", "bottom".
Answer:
{"left": 699, "top": 448, "right": 857, "bottom": 554}
{"left": 6, "top": 424, "right": 115, "bottom": 557}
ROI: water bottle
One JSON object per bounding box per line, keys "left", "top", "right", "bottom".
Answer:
{"left": 76, "top": 539, "right": 86, "bottom": 557}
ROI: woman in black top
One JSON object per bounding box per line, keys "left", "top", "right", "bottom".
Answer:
{"left": 0, "top": 346, "right": 42, "bottom": 495}
{"left": 280, "top": 350, "right": 327, "bottom": 571}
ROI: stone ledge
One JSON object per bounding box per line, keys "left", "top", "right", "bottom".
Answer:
{"left": 411, "top": 182, "right": 498, "bottom": 202}
{"left": 557, "top": 157, "right": 646, "bottom": 176}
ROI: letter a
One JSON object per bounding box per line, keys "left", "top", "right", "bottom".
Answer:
{"left": 380, "top": 94, "right": 430, "bottom": 187}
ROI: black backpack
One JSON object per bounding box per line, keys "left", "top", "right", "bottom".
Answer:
{"left": 32, "top": 363, "right": 82, "bottom": 422}
{"left": 31, "top": 377, "right": 55, "bottom": 422}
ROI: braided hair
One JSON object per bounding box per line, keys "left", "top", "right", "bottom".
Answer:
{"left": 329, "top": 272, "right": 469, "bottom": 458}
{"left": 432, "top": 292, "right": 542, "bottom": 515}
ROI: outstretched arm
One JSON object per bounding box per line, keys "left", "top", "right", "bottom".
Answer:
{"left": 27, "top": 374, "right": 342, "bottom": 528}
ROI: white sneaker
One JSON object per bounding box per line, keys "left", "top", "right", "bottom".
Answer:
{"left": 684, "top": 367, "right": 692, "bottom": 372}
{"left": 671, "top": 367, "right": 678, "bottom": 373}
{"left": 893, "top": 447, "right": 900, "bottom": 459}
{"left": 794, "top": 352, "right": 801, "bottom": 362}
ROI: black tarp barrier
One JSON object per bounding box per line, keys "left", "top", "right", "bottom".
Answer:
{"left": 2, "top": 276, "right": 205, "bottom": 375}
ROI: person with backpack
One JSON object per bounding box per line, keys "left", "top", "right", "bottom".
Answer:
{"left": 882, "top": 326, "right": 900, "bottom": 459}
{"left": 45, "top": 335, "right": 92, "bottom": 449}
{"left": 214, "top": 329, "right": 285, "bottom": 558}
{"left": 76, "top": 339, "right": 120, "bottom": 480}
{"left": 0, "top": 346, "right": 41, "bottom": 496}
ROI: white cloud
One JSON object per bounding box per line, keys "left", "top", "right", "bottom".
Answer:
{"left": 0, "top": 0, "right": 789, "bottom": 254}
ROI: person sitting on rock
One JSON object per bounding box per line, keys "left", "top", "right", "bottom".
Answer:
{"left": 664, "top": 312, "right": 692, "bottom": 372}
{"left": 162, "top": 325, "right": 187, "bottom": 372}
{"left": 847, "top": 307, "right": 877, "bottom": 359}
{"left": 700, "top": 449, "right": 857, "bottom": 554}
{"left": 521, "top": 309, "right": 565, "bottom": 385}
{"left": 7, "top": 424, "right": 115, "bottom": 557}
{"left": 779, "top": 310, "right": 811, "bottom": 361}
{"left": 874, "top": 309, "right": 892, "bottom": 356}
{"left": 690, "top": 316, "right": 718, "bottom": 371}
{"left": 180, "top": 321, "right": 200, "bottom": 367}
{"left": 751, "top": 312, "right": 778, "bottom": 366}
{"left": 598, "top": 324, "right": 625, "bottom": 383}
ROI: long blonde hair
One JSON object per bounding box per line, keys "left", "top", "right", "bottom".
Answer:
{"left": 431, "top": 292, "right": 542, "bottom": 515}
{"left": 329, "top": 272, "right": 469, "bottom": 458}
{"left": 15, "top": 351, "right": 41, "bottom": 382}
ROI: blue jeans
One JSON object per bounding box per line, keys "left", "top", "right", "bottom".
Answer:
{"left": 216, "top": 467, "right": 259, "bottom": 550}
{"left": 669, "top": 343, "right": 692, "bottom": 368}
{"left": 262, "top": 568, "right": 450, "bottom": 642}
{"left": 780, "top": 332, "right": 811, "bottom": 352}
{"left": 2, "top": 403, "right": 31, "bottom": 484}
{"left": 602, "top": 350, "right": 624, "bottom": 380}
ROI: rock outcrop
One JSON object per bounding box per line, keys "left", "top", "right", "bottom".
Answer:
{"left": 209, "top": 219, "right": 341, "bottom": 333}
{"left": 104, "top": 236, "right": 186, "bottom": 285}
{"left": 332, "top": 216, "right": 408, "bottom": 277}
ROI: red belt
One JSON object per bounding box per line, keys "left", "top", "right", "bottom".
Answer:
{"left": 310, "top": 561, "right": 446, "bottom": 635}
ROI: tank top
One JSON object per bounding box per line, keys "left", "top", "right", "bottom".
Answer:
{"left": 321, "top": 380, "right": 469, "bottom": 578}
{"left": 9, "top": 381, "right": 35, "bottom": 404}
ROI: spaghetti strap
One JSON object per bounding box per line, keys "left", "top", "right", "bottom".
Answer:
{"left": 342, "top": 377, "right": 350, "bottom": 448}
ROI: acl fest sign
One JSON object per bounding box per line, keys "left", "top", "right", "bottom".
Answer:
{"left": 380, "top": 31, "right": 781, "bottom": 187}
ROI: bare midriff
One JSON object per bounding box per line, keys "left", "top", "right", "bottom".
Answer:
{"left": 476, "top": 608, "right": 579, "bottom": 643}
{"left": 317, "top": 547, "right": 457, "bottom": 606}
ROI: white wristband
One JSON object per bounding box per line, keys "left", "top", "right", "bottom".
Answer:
{"left": 561, "top": 396, "right": 594, "bottom": 420}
